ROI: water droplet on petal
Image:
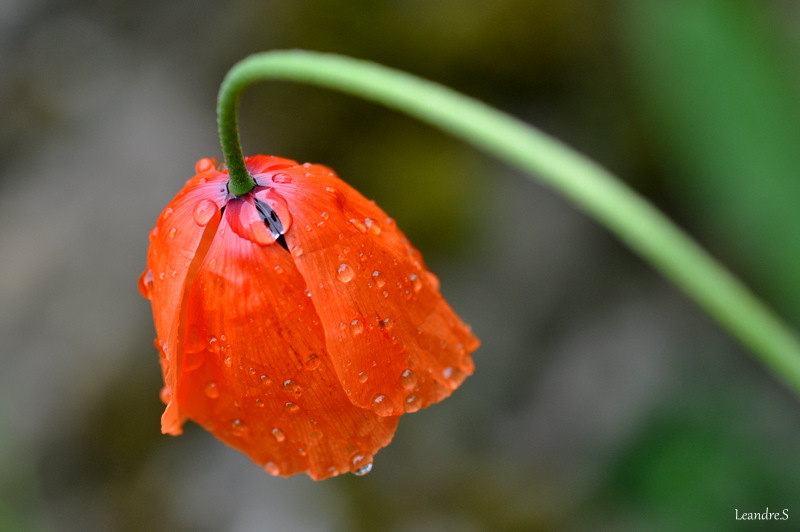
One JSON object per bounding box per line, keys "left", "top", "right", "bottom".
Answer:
{"left": 161, "top": 207, "right": 173, "bottom": 220}
{"left": 207, "top": 337, "right": 220, "bottom": 353}
{"left": 442, "top": 366, "right": 464, "bottom": 388}
{"left": 204, "top": 381, "right": 219, "bottom": 398}
{"left": 370, "top": 393, "right": 394, "bottom": 416}
{"left": 224, "top": 356, "right": 233, "bottom": 368}
{"left": 285, "top": 402, "right": 300, "bottom": 413}
{"left": 310, "top": 430, "right": 323, "bottom": 441}
{"left": 271, "top": 427, "right": 286, "bottom": 442}
{"left": 291, "top": 245, "right": 303, "bottom": 257}
{"left": 260, "top": 375, "right": 272, "bottom": 386}
{"left": 168, "top": 227, "right": 177, "bottom": 238}
{"left": 159, "top": 386, "right": 171, "bottom": 404}
{"left": 320, "top": 211, "right": 329, "bottom": 220}
{"left": 364, "top": 217, "right": 381, "bottom": 235}
{"left": 230, "top": 419, "right": 249, "bottom": 436}
{"left": 264, "top": 461, "right": 281, "bottom": 475}
{"left": 193, "top": 198, "right": 217, "bottom": 226}
{"left": 350, "top": 319, "right": 364, "bottom": 335}
{"left": 138, "top": 269, "right": 154, "bottom": 299}
{"left": 358, "top": 371, "right": 369, "bottom": 383}
{"left": 350, "top": 218, "right": 367, "bottom": 233}
{"left": 371, "top": 271, "right": 386, "bottom": 288}
{"left": 353, "top": 461, "right": 373, "bottom": 476}
{"left": 195, "top": 158, "right": 216, "bottom": 174}
{"left": 282, "top": 379, "right": 302, "bottom": 397}
{"left": 404, "top": 394, "right": 422, "bottom": 413}
{"left": 271, "top": 173, "right": 293, "bottom": 184}
{"left": 399, "top": 369, "right": 417, "bottom": 390}
{"left": 337, "top": 263, "right": 355, "bottom": 283}
{"left": 409, "top": 273, "right": 422, "bottom": 293}
{"left": 304, "top": 354, "right": 320, "bottom": 370}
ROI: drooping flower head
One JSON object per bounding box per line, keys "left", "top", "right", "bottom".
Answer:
{"left": 140, "top": 155, "right": 479, "bottom": 480}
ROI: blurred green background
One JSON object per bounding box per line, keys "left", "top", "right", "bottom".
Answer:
{"left": 2, "top": 0, "right": 800, "bottom": 530}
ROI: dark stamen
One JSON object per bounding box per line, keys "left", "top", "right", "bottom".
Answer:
{"left": 254, "top": 198, "right": 289, "bottom": 251}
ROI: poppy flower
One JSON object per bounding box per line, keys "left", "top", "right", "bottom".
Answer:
{"left": 140, "top": 154, "right": 479, "bottom": 480}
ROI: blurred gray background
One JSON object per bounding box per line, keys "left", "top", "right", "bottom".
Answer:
{"left": 3, "top": 1, "right": 800, "bottom": 530}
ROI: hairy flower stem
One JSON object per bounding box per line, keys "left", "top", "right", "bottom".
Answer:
{"left": 216, "top": 50, "right": 800, "bottom": 395}
{"left": 217, "top": 67, "right": 257, "bottom": 195}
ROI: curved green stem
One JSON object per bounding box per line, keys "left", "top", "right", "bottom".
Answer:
{"left": 217, "top": 66, "right": 257, "bottom": 195}
{"left": 216, "top": 49, "right": 800, "bottom": 394}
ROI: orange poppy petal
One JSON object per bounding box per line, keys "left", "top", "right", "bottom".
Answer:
{"left": 250, "top": 159, "right": 480, "bottom": 417}
{"left": 176, "top": 200, "right": 399, "bottom": 479}
{"left": 140, "top": 159, "right": 228, "bottom": 435}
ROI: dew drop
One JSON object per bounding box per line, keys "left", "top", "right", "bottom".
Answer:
{"left": 310, "top": 430, "right": 323, "bottom": 441}
{"left": 371, "top": 271, "right": 386, "bottom": 288}
{"left": 337, "top": 263, "right": 355, "bottom": 283}
{"left": 404, "top": 394, "right": 422, "bottom": 413}
{"left": 264, "top": 462, "right": 281, "bottom": 475}
{"left": 271, "top": 427, "right": 286, "bottom": 442}
{"left": 399, "top": 369, "right": 417, "bottom": 390}
{"left": 285, "top": 402, "right": 300, "bottom": 413}
{"left": 192, "top": 198, "right": 217, "bottom": 226}
{"left": 159, "top": 386, "right": 171, "bottom": 404}
{"left": 204, "top": 381, "right": 219, "bottom": 399}
{"left": 364, "top": 217, "right": 381, "bottom": 235}
{"left": 260, "top": 375, "right": 272, "bottom": 386}
{"left": 271, "top": 173, "right": 293, "bottom": 184}
{"left": 353, "top": 458, "right": 372, "bottom": 477}
{"left": 138, "top": 269, "right": 154, "bottom": 299}
{"left": 168, "top": 227, "right": 177, "bottom": 238}
{"left": 409, "top": 273, "right": 422, "bottom": 293}
{"left": 291, "top": 245, "right": 304, "bottom": 257}
{"left": 208, "top": 258, "right": 217, "bottom": 270}
{"left": 442, "top": 366, "right": 464, "bottom": 388}
{"left": 161, "top": 207, "right": 173, "bottom": 220}
{"left": 350, "top": 218, "right": 367, "bottom": 233}
{"left": 195, "top": 158, "right": 215, "bottom": 174}
{"left": 282, "top": 379, "right": 303, "bottom": 397}
{"left": 320, "top": 211, "right": 329, "bottom": 220}
{"left": 370, "top": 393, "right": 394, "bottom": 416}
{"left": 224, "top": 356, "right": 233, "bottom": 368}
{"left": 379, "top": 317, "right": 394, "bottom": 330}
{"left": 273, "top": 264, "right": 283, "bottom": 274}
{"left": 207, "top": 337, "right": 220, "bottom": 353}
{"left": 358, "top": 371, "right": 369, "bottom": 383}
{"left": 230, "top": 419, "right": 249, "bottom": 436}
{"left": 350, "top": 319, "right": 364, "bottom": 335}
{"left": 304, "top": 354, "right": 320, "bottom": 370}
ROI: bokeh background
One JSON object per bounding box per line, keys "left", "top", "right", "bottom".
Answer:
{"left": 3, "top": 0, "right": 800, "bottom": 530}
